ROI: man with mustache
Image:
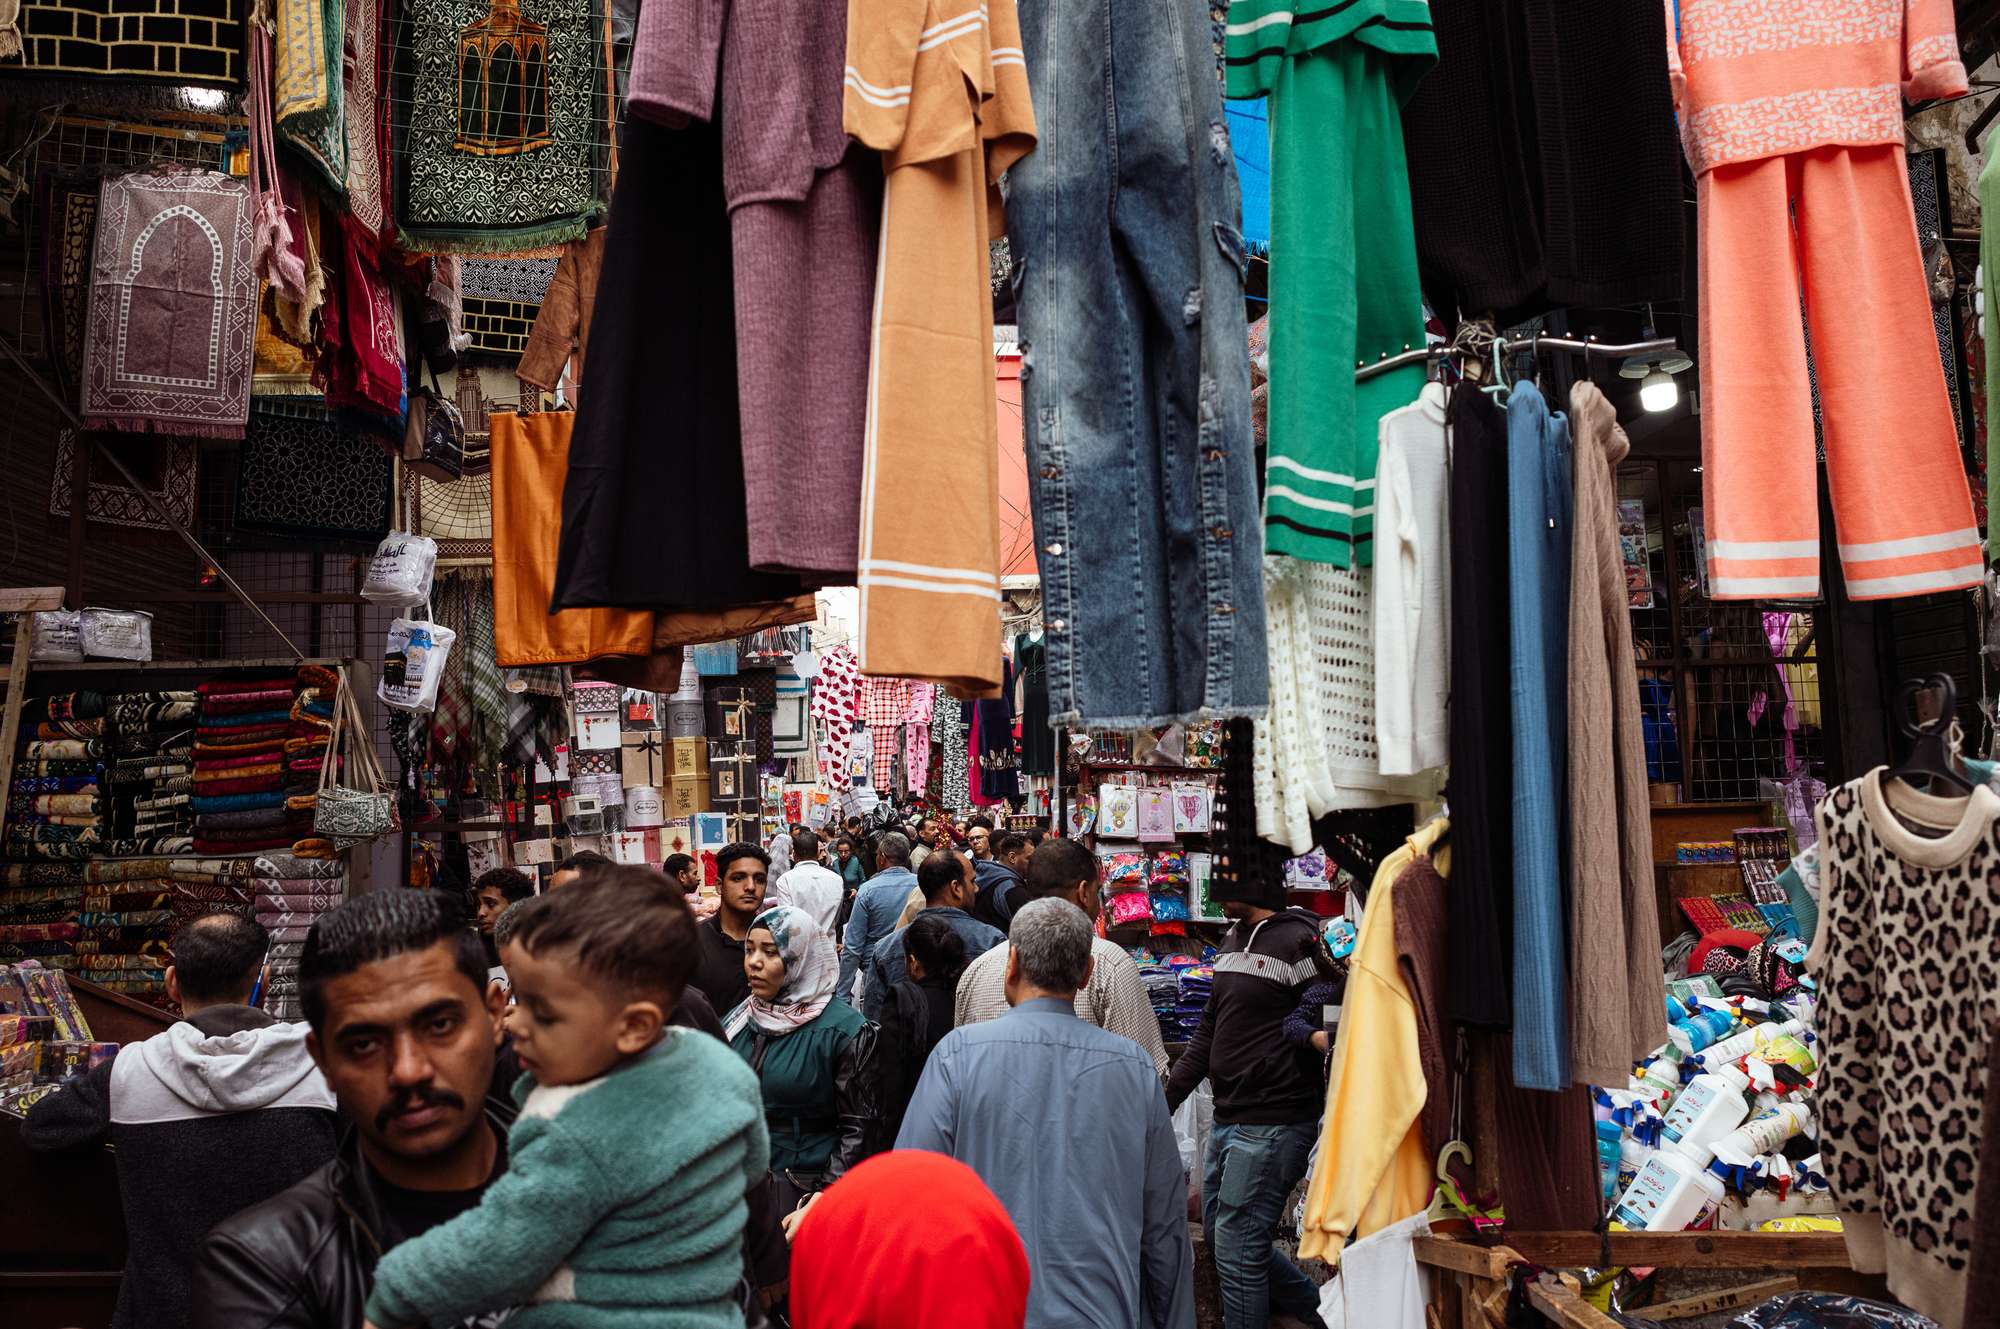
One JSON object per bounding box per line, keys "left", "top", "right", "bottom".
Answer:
{"left": 188, "top": 890, "right": 516, "bottom": 1329}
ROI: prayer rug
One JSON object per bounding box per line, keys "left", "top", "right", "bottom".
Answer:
{"left": 234, "top": 397, "right": 394, "bottom": 545}
{"left": 392, "top": 0, "right": 608, "bottom": 252}
{"left": 82, "top": 170, "right": 257, "bottom": 438}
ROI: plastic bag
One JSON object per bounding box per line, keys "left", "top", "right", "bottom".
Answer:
{"left": 361, "top": 533, "right": 438, "bottom": 605}
{"left": 79, "top": 607, "right": 153, "bottom": 661}
{"left": 1171, "top": 1079, "right": 1212, "bottom": 1175}
{"left": 1100, "top": 849, "right": 1146, "bottom": 888}
{"left": 1108, "top": 890, "right": 1152, "bottom": 926}
{"left": 379, "top": 616, "right": 458, "bottom": 713}
{"left": 1730, "top": 1291, "right": 1938, "bottom": 1329}
{"left": 28, "top": 610, "right": 82, "bottom": 663}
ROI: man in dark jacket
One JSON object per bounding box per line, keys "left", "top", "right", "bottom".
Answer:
{"left": 1164, "top": 872, "right": 1329, "bottom": 1329}
{"left": 192, "top": 880, "right": 787, "bottom": 1329}
{"left": 22, "top": 912, "right": 338, "bottom": 1329}
{"left": 970, "top": 830, "right": 1033, "bottom": 930}
{"left": 189, "top": 890, "right": 513, "bottom": 1329}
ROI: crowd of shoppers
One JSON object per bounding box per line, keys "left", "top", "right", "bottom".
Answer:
{"left": 22, "top": 808, "right": 1342, "bottom": 1329}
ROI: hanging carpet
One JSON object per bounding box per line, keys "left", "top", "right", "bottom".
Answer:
{"left": 37, "top": 169, "right": 100, "bottom": 404}
{"left": 82, "top": 170, "right": 258, "bottom": 439}
{"left": 391, "top": 0, "right": 609, "bottom": 253}
{"left": 233, "top": 397, "right": 394, "bottom": 545}
{"left": 1, "top": 0, "right": 244, "bottom": 88}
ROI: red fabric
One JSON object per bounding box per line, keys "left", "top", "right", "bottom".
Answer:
{"left": 790, "top": 1151, "right": 1028, "bottom": 1329}
{"left": 198, "top": 689, "right": 298, "bottom": 714}
{"left": 1687, "top": 929, "right": 1764, "bottom": 978}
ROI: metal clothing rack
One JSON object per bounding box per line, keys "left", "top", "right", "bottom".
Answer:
{"left": 1354, "top": 333, "right": 1682, "bottom": 382}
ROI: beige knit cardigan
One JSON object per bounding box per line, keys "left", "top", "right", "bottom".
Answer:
{"left": 1565, "top": 382, "right": 1666, "bottom": 1086}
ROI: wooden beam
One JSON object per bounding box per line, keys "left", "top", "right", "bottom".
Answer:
{"left": 0, "top": 611, "right": 35, "bottom": 851}
{"left": 1527, "top": 1278, "right": 1625, "bottom": 1329}
{"left": 1414, "top": 1236, "right": 1519, "bottom": 1281}
{"left": 1626, "top": 1276, "right": 1799, "bottom": 1322}
{"left": 0, "top": 589, "right": 65, "bottom": 614}
{"left": 1499, "top": 1230, "right": 1852, "bottom": 1270}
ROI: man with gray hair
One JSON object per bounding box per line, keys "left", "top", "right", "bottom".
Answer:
{"left": 898, "top": 899, "right": 1194, "bottom": 1328}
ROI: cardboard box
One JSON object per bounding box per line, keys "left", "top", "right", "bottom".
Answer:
{"left": 620, "top": 731, "right": 669, "bottom": 789}
{"left": 706, "top": 686, "right": 756, "bottom": 742}
{"left": 666, "top": 774, "right": 710, "bottom": 819}
{"left": 708, "top": 746, "right": 756, "bottom": 803}
{"left": 669, "top": 736, "right": 707, "bottom": 778}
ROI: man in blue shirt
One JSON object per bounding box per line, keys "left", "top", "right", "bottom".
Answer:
{"left": 898, "top": 898, "right": 1194, "bottom": 1329}
{"left": 861, "top": 849, "right": 1003, "bottom": 1019}
{"left": 837, "top": 831, "right": 916, "bottom": 1004}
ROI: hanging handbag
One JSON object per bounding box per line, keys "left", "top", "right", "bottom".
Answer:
{"left": 314, "top": 670, "right": 400, "bottom": 848}
{"left": 403, "top": 366, "right": 466, "bottom": 482}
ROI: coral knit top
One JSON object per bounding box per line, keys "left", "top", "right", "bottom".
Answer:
{"left": 1664, "top": 0, "right": 1968, "bottom": 175}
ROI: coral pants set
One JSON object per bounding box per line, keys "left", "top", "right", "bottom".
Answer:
{"left": 1669, "top": 0, "right": 1980, "bottom": 600}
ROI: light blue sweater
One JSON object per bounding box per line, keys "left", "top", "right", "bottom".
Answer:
{"left": 365, "top": 1027, "right": 769, "bottom": 1329}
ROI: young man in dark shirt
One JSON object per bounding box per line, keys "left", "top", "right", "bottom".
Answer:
{"left": 1165, "top": 870, "right": 1330, "bottom": 1329}
{"left": 689, "top": 841, "right": 769, "bottom": 1017}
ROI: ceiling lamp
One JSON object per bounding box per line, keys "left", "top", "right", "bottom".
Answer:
{"left": 1620, "top": 342, "right": 1692, "bottom": 415}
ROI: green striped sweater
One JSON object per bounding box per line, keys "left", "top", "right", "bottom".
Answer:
{"left": 1224, "top": 0, "right": 1436, "bottom": 100}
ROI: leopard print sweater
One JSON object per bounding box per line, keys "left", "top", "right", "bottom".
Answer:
{"left": 1812, "top": 769, "right": 2000, "bottom": 1329}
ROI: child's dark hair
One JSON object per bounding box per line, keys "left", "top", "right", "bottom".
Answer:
{"left": 505, "top": 866, "right": 698, "bottom": 1006}
{"left": 903, "top": 912, "right": 968, "bottom": 985}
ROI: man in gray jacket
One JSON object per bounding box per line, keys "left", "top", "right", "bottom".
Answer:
{"left": 23, "top": 912, "right": 337, "bottom": 1329}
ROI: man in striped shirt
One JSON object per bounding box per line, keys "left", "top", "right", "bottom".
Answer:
{"left": 953, "top": 837, "right": 1169, "bottom": 1077}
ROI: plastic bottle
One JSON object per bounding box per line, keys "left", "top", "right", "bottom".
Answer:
{"left": 1668, "top": 1007, "right": 1739, "bottom": 1056}
{"left": 1716, "top": 1102, "right": 1813, "bottom": 1156}
{"left": 1610, "top": 1141, "right": 1727, "bottom": 1231}
{"left": 1661, "top": 1063, "right": 1752, "bottom": 1153}
{"left": 1597, "top": 1118, "right": 1624, "bottom": 1203}
{"left": 1692, "top": 1018, "right": 1804, "bottom": 1074}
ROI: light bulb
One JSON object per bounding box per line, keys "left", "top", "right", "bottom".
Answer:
{"left": 1640, "top": 369, "right": 1678, "bottom": 413}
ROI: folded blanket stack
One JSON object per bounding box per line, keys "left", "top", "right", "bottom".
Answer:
{"left": 251, "top": 852, "right": 347, "bottom": 1020}
{"left": 7, "top": 693, "right": 106, "bottom": 859}
{"left": 98, "top": 691, "right": 196, "bottom": 846}
{"left": 194, "top": 676, "right": 311, "bottom": 854}
{"left": 0, "top": 859, "right": 259, "bottom": 1007}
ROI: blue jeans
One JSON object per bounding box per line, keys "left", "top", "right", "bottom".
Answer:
{"left": 1005, "top": 0, "right": 1268, "bottom": 729}
{"left": 1202, "top": 1121, "right": 1325, "bottom": 1329}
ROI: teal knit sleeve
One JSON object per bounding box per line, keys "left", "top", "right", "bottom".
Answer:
{"left": 363, "top": 1114, "right": 613, "bottom": 1329}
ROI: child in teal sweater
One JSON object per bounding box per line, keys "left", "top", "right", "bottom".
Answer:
{"left": 363, "top": 870, "right": 769, "bottom": 1329}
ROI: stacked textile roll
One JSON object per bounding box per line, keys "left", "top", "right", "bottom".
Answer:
{"left": 0, "top": 859, "right": 257, "bottom": 1005}
{"left": 250, "top": 852, "right": 347, "bottom": 1021}
{"left": 99, "top": 691, "right": 197, "bottom": 848}
{"left": 193, "top": 676, "right": 306, "bottom": 855}
{"left": 7, "top": 692, "right": 107, "bottom": 859}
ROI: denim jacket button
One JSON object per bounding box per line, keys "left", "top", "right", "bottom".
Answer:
{"left": 1217, "top": 603, "right": 1235, "bottom": 615}
{"left": 1049, "top": 619, "right": 1067, "bottom": 632}
{"left": 1044, "top": 542, "right": 1063, "bottom": 556}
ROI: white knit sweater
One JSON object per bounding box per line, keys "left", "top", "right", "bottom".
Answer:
{"left": 1255, "top": 555, "right": 1440, "bottom": 854}
{"left": 1373, "top": 383, "right": 1451, "bottom": 776}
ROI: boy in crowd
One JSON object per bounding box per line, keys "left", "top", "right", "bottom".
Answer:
{"left": 361, "top": 871, "right": 768, "bottom": 1329}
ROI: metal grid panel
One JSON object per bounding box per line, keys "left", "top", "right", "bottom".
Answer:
{"left": 1618, "top": 461, "right": 1829, "bottom": 803}
{"left": 8, "top": 108, "right": 244, "bottom": 358}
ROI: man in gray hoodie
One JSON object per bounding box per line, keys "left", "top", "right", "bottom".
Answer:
{"left": 23, "top": 911, "right": 338, "bottom": 1329}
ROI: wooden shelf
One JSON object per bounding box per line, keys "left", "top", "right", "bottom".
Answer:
{"left": 24, "top": 657, "right": 348, "bottom": 673}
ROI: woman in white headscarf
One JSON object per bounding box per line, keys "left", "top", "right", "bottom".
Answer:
{"left": 727, "top": 904, "right": 882, "bottom": 1210}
